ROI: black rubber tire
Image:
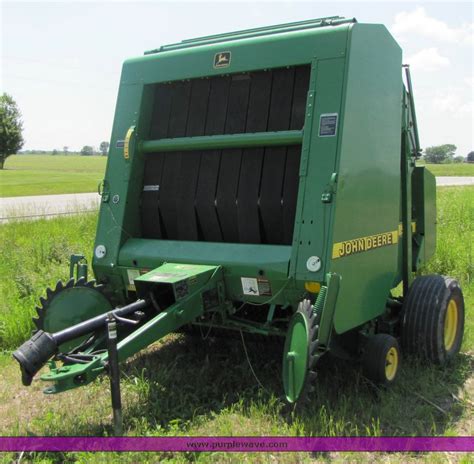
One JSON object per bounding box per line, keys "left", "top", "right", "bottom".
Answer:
{"left": 362, "top": 334, "right": 400, "bottom": 385}
{"left": 401, "top": 275, "right": 464, "bottom": 364}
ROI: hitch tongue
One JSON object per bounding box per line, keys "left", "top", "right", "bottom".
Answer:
{"left": 13, "top": 299, "right": 149, "bottom": 386}
{"left": 13, "top": 330, "right": 58, "bottom": 386}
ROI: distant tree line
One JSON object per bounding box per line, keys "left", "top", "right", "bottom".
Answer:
{"left": 19, "top": 141, "right": 110, "bottom": 157}
{"left": 423, "top": 144, "right": 471, "bottom": 164}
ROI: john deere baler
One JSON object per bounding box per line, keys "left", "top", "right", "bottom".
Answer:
{"left": 14, "top": 17, "right": 464, "bottom": 419}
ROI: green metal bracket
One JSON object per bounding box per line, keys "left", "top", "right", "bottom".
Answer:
{"left": 321, "top": 172, "right": 338, "bottom": 203}
{"left": 69, "top": 254, "right": 88, "bottom": 281}
{"left": 98, "top": 179, "right": 110, "bottom": 203}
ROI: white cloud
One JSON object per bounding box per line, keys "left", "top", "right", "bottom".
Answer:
{"left": 392, "top": 7, "right": 474, "bottom": 45}
{"left": 432, "top": 87, "right": 472, "bottom": 116}
{"left": 406, "top": 47, "right": 450, "bottom": 72}
{"left": 464, "top": 76, "right": 474, "bottom": 88}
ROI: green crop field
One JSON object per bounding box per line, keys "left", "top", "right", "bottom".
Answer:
{"left": 0, "top": 155, "right": 107, "bottom": 197}
{"left": 421, "top": 162, "right": 474, "bottom": 177}
{"left": 0, "top": 187, "right": 472, "bottom": 463}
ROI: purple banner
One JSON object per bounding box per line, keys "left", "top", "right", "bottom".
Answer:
{"left": 0, "top": 437, "right": 472, "bottom": 452}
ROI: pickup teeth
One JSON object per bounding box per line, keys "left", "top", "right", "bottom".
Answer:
{"left": 36, "top": 307, "right": 45, "bottom": 318}
{"left": 46, "top": 287, "right": 54, "bottom": 299}
{"left": 55, "top": 281, "right": 63, "bottom": 292}
{"left": 292, "top": 298, "right": 322, "bottom": 407}
{"left": 39, "top": 296, "right": 47, "bottom": 309}
{"left": 65, "top": 278, "right": 75, "bottom": 289}
{"left": 76, "top": 277, "right": 86, "bottom": 286}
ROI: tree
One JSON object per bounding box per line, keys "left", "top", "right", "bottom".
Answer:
{"left": 423, "top": 144, "right": 457, "bottom": 164}
{"left": 63, "top": 146, "right": 69, "bottom": 155}
{"left": 80, "top": 145, "right": 94, "bottom": 156}
{"left": 52, "top": 149, "right": 58, "bottom": 156}
{"left": 0, "top": 93, "right": 24, "bottom": 169}
{"left": 99, "top": 141, "right": 110, "bottom": 156}
{"left": 467, "top": 151, "right": 474, "bottom": 163}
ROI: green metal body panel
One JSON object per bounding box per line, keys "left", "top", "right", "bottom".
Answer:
{"left": 412, "top": 167, "right": 437, "bottom": 268}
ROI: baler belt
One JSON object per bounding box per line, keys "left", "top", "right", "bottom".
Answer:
{"left": 216, "top": 76, "right": 251, "bottom": 243}
{"left": 141, "top": 65, "right": 310, "bottom": 245}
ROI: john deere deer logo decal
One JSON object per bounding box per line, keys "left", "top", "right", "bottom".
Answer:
{"left": 214, "top": 51, "right": 231, "bottom": 68}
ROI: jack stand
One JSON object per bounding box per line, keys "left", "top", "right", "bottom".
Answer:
{"left": 106, "top": 313, "right": 123, "bottom": 436}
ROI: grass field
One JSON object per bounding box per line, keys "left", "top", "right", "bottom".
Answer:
{"left": 0, "top": 187, "right": 472, "bottom": 463}
{"left": 1, "top": 155, "right": 473, "bottom": 199}
{"left": 0, "top": 155, "right": 107, "bottom": 197}
{"left": 422, "top": 163, "right": 474, "bottom": 177}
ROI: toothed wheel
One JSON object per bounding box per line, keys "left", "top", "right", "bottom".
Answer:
{"left": 282, "top": 299, "right": 320, "bottom": 404}
{"left": 33, "top": 277, "right": 113, "bottom": 353}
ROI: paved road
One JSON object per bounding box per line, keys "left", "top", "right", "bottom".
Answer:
{"left": 0, "top": 192, "right": 100, "bottom": 223}
{"left": 435, "top": 176, "right": 474, "bottom": 186}
{"left": 1, "top": 177, "right": 472, "bottom": 222}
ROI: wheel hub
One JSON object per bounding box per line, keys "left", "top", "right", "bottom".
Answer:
{"left": 444, "top": 299, "right": 458, "bottom": 351}
{"left": 385, "top": 346, "right": 398, "bottom": 381}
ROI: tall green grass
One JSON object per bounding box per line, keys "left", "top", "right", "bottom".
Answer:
{"left": 0, "top": 213, "right": 97, "bottom": 348}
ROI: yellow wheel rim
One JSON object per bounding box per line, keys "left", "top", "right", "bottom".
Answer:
{"left": 444, "top": 299, "right": 458, "bottom": 351}
{"left": 385, "top": 346, "right": 398, "bottom": 381}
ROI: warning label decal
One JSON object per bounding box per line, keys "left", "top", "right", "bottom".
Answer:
{"left": 241, "top": 277, "right": 259, "bottom": 296}
{"left": 241, "top": 277, "right": 272, "bottom": 296}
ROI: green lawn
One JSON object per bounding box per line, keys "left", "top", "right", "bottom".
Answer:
{"left": 0, "top": 187, "right": 472, "bottom": 463}
{"left": 0, "top": 155, "right": 107, "bottom": 197}
{"left": 422, "top": 162, "right": 474, "bottom": 177}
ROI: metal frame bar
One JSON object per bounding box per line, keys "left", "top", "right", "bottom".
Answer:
{"left": 140, "top": 130, "right": 303, "bottom": 153}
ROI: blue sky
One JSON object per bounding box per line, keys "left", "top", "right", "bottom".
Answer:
{"left": 1, "top": 1, "right": 473, "bottom": 156}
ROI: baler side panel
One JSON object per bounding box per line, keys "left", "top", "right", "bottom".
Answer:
{"left": 292, "top": 57, "right": 347, "bottom": 280}
{"left": 330, "top": 24, "right": 403, "bottom": 334}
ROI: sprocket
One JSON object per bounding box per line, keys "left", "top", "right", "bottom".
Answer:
{"left": 33, "top": 277, "right": 113, "bottom": 353}
{"left": 282, "top": 299, "right": 321, "bottom": 405}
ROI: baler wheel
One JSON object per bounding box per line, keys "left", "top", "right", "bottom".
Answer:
{"left": 401, "top": 275, "right": 464, "bottom": 364}
{"left": 282, "top": 299, "right": 319, "bottom": 404}
{"left": 362, "top": 334, "right": 400, "bottom": 385}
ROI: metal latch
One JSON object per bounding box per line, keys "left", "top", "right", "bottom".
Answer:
{"left": 98, "top": 179, "right": 110, "bottom": 203}
{"left": 321, "top": 172, "right": 338, "bottom": 203}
